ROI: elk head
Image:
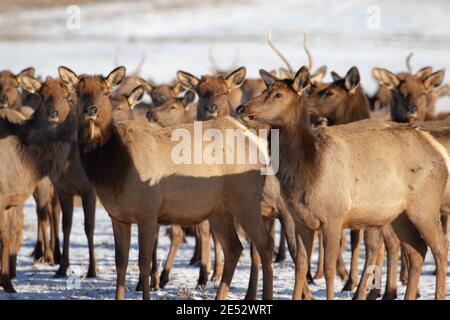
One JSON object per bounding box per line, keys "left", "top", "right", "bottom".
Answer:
{"left": 111, "top": 85, "right": 145, "bottom": 121}
{"left": 148, "top": 81, "right": 185, "bottom": 107}
{"left": 58, "top": 66, "right": 126, "bottom": 149}
{"left": 373, "top": 67, "right": 445, "bottom": 122}
{"left": 147, "top": 90, "right": 196, "bottom": 127}
{"left": 236, "top": 66, "right": 310, "bottom": 128}
{"left": 307, "top": 66, "right": 369, "bottom": 125}
{"left": 0, "top": 67, "right": 35, "bottom": 110}
{"left": 177, "top": 67, "right": 246, "bottom": 121}
{"left": 20, "top": 75, "right": 75, "bottom": 129}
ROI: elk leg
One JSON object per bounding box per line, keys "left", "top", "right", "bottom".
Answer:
{"left": 275, "top": 226, "right": 287, "bottom": 263}
{"left": 233, "top": 205, "right": 274, "bottom": 300}
{"left": 0, "top": 237, "right": 15, "bottom": 293}
{"left": 211, "top": 230, "right": 223, "bottom": 283}
{"left": 112, "top": 219, "right": 131, "bottom": 300}
{"left": 391, "top": 214, "right": 427, "bottom": 300}
{"left": 342, "top": 229, "right": 362, "bottom": 291}
{"left": 407, "top": 208, "right": 448, "bottom": 300}
{"left": 353, "top": 228, "right": 383, "bottom": 300}
{"left": 190, "top": 225, "right": 201, "bottom": 265}
{"left": 292, "top": 223, "right": 310, "bottom": 300}
{"left": 197, "top": 220, "right": 211, "bottom": 288}
{"left": 322, "top": 221, "right": 343, "bottom": 300}
{"left": 382, "top": 224, "right": 400, "bottom": 300}
{"left": 160, "top": 225, "right": 184, "bottom": 288}
{"left": 209, "top": 209, "right": 243, "bottom": 300}
{"left": 50, "top": 197, "right": 61, "bottom": 264}
{"left": 137, "top": 220, "right": 157, "bottom": 300}
{"left": 314, "top": 231, "right": 324, "bottom": 279}
{"left": 82, "top": 191, "right": 97, "bottom": 278}
{"left": 399, "top": 247, "right": 409, "bottom": 285}
{"left": 245, "top": 241, "right": 261, "bottom": 300}
{"left": 55, "top": 193, "right": 73, "bottom": 277}
{"left": 295, "top": 222, "right": 315, "bottom": 283}
{"left": 150, "top": 227, "right": 160, "bottom": 290}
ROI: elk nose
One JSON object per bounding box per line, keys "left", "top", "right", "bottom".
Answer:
{"left": 236, "top": 105, "right": 245, "bottom": 115}
{"left": 49, "top": 110, "right": 59, "bottom": 119}
{"left": 206, "top": 104, "right": 218, "bottom": 113}
{"left": 0, "top": 96, "right": 8, "bottom": 104}
{"left": 84, "top": 105, "right": 98, "bottom": 116}
{"left": 146, "top": 111, "right": 156, "bottom": 121}
{"left": 410, "top": 105, "right": 418, "bottom": 113}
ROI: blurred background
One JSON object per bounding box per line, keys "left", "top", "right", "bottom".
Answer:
{"left": 0, "top": 0, "right": 449, "bottom": 108}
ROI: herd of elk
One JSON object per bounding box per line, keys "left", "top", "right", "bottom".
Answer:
{"left": 0, "top": 36, "right": 449, "bottom": 300}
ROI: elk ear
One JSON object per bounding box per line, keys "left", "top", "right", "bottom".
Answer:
{"left": 259, "top": 69, "right": 279, "bottom": 87}
{"left": 58, "top": 66, "right": 79, "bottom": 87}
{"left": 372, "top": 68, "right": 400, "bottom": 89}
{"left": 17, "top": 67, "right": 35, "bottom": 79}
{"left": 278, "top": 68, "right": 291, "bottom": 80}
{"left": 172, "top": 81, "right": 186, "bottom": 96}
{"left": 344, "top": 66, "right": 360, "bottom": 94}
{"left": 415, "top": 66, "right": 433, "bottom": 80}
{"left": 177, "top": 70, "right": 200, "bottom": 91}
{"left": 310, "top": 66, "right": 327, "bottom": 84}
{"left": 182, "top": 90, "right": 195, "bottom": 106}
{"left": 150, "top": 91, "right": 166, "bottom": 105}
{"left": 330, "top": 71, "right": 342, "bottom": 82}
{"left": 423, "top": 70, "right": 445, "bottom": 90}
{"left": 225, "top": 67, "right": 246, "bottom": 90}
{"left": 127, "top": 86, "right": 144, "bottom": 108}
{"left": 105, "top": 66, "right": 126, "bottom": 89}
{"left": 18, "top": 75, "right": 41, "bottom": 93}
{"left": 138, "top": 79, "right": 154, "bottom": 94}
{"left": 292, "top": 66, "right": 310, "bottom": 95}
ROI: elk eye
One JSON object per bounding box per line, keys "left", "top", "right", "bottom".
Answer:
{"left": 170, "top": 105, "right": 177, "bottom": 110}
{"left": 326, "top": 91, "right": 334, "bottom": 97}
{"left": 274, "top": 93, "right": 283, "bottom": 99}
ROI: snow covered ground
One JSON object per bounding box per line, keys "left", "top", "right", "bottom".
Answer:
{"left": 1, "top": 197, "right": 448, "bottom": 300}
{"left": 0, "top": 0, "right": 449, "bottom": 300}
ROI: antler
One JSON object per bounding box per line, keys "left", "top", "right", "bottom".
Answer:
{"left": 209, "top": 46, "right": 240, "bottom": 76}
{"left": 303, "top": 30, "right": 312, "bottom": 70}
{"left": 406, "top": 52, "right": 413, "bottom": 73}
{"left": 114, "top": 45, "right": 147, "bottom": 76}
{"left": 267, "top": 29, "right": 294, "bottom": 75}
{"left": 209, "top": 46, "right": 220, "bottom": 74}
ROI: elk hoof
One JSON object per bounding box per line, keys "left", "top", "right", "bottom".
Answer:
{"left": 54, "top": 266, "right": 68, "bottom": 278}
{"left": 1, "top": 280, "right": 16, "bottom": 293}
{"left": 342, "top": 278, "right": 357, "bottom": 291}
{"left": 135, "top": 279, "right": 143, "bottom": 292}
{"left": 367, "top": 289, "right": 381, "bottom": 300}
{"left": 151, "top": 273, "right": 160, "bottom": 291}
{"left": 159, "top": 270, "right": 169, "bottom": 289}
{"left": 382, "top": 291, "right": 397, "bottom": 300}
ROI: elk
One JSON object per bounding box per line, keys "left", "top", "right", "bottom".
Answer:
{"left": 0, "top": 68, "right": 35, "bottom": 111}
{"left": 372, "top": 67, "right": 445, "bottom": 122}
{"left": 0, "top": 76, "right": 77, "bottom": 292}
{"left": 176, "top": 68, "right": 311, "bottom": 300}
{"left": 19, "top": 77, "right": 98, "bottom": 279}
{"left": 58, "top": 65, "right": 275, "bottom": 300}
{"left": 237, "top": 66, "right": 449, "bottom": 300}
{"left": 146, "top": 91, "right": 196, "bottom": 127}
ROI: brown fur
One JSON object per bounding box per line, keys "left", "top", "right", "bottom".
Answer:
{"left": 239, "top": 66, "right": 449, "bottom": 299}
{"left": 0, "top": 77, "right": 76, "bottom": 292}
{"left": 62, "top": 66, "right": 275, "bottom": 300}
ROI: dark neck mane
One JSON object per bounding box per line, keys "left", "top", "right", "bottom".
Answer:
{"left": 277, "top": 97, "right": 320, "bottom": 195}
{"left": 3, "top": 110, "right": 76, "bottom": 180}
{"left": 78, "top": 123, "right": 131, "bottom": 192}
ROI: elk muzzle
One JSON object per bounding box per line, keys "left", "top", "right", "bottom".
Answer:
{"left": 48, "top": 110, "right": 60, "bottom": 123}
{"left": 0, "top": 95, "right": 8, "bottom": 108}
{"left": 84, "top": 105, "right": 98, "bottom": 120}
{"left": 236, "top": 105, "right": 255, "bottom": 123}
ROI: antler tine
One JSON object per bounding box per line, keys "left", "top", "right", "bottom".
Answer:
{"left": 131, "top": 42, "right": 147, "bottom": 76}
{"left": 267, "top": 28, "right": 294, "bottom": 75}
{"left": 303, "top": 30, "right": 312, "bottom": 70}
{"left": 406, "top": 52, "right": 414, "bottom": 74}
